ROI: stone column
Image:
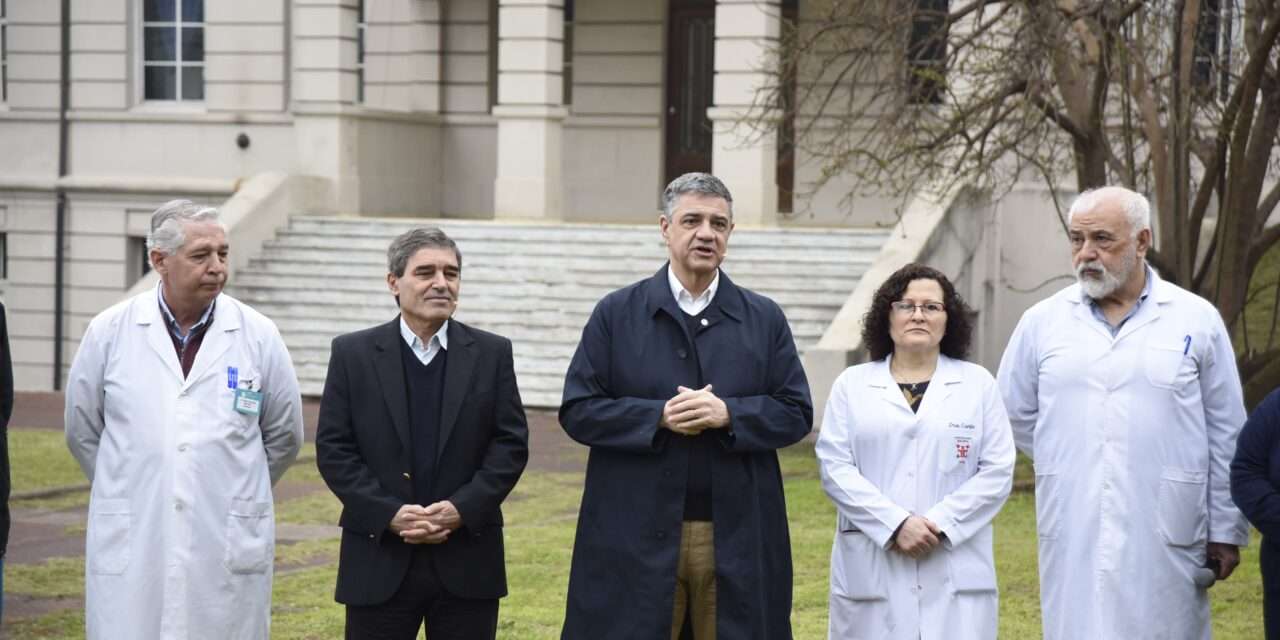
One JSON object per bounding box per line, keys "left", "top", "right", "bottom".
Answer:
{"left": 708, "top": 0, "right": 781, "bottom": 225}
{"left": 292, "top": 0, "right": 362, "bottom": 212}
{"left": 492, "top": 0, "right": 566, "bottom": 220}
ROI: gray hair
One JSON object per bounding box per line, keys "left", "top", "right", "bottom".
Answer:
{"left": 662, "top": 172, "right": 734, "bottom": 220}
{"left": 146, "top": 199, "right": 223, "bottom": 256}
{"left": 1068, "top": 187, "right": 1151, "bottom": 239}
{"left": 387, "top": 227, "right": 461, "bottom": 277}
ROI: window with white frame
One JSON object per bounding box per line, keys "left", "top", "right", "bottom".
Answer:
{"left": 356, "top": 0, "right": 365, "bottom": 104}
{"left": 907, "top": 0, "right": 948, "bottom": 105}
{"left": 142, "top": 0, "right": 204, "bottom": 101}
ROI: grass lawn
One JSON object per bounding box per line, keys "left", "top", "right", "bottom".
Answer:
{"left": 8, "top": 429, "right": 86, "bottom": 493}
{"left": 5, "top": 441, "right": 1265, "bottom": 638}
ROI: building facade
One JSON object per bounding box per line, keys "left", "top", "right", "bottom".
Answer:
{"left": 3, "top": 0, "right": 933, "bottom": 391}
{"left": 11, "top": 0, "right": 1212, "bottom": 397}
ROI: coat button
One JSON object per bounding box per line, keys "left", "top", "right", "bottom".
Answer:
{"left": 700, "top": 318, "right": 709, "bottom": 327}
{"left": 677, "top": 349, "right": 687, "bottom": 359}
{"left": 656, "top": 531, "right": 666, "bottom": 540}
{"left": 402, "top": 472, "right": 411, "bottom": 480}
{"left": 369, "top": 533, "right": 375, "bottom": 539}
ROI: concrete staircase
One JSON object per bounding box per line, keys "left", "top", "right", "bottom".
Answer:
{"left": 229, "top": 216, "right": 891, "bottom": 407}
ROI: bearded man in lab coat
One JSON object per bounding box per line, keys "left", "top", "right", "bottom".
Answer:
{"left": 65, "top": 199, "right": 304, "bottom": 640}
{"left": 997, "top": 186, "right": 1249, "bottom": 639}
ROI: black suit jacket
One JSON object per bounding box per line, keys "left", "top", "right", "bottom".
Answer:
{"left": 316, "top": 318, "right": 529, "bottom": 605}
{"left": 0, "top": 303, "right": 13, "bottom": 559}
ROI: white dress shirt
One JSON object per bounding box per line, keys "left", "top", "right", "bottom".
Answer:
{"left": 400, "top": 317, "right": 449, "bottom": 366}
{"left": 668, "top": 266, "right": 719, "bottom": 316}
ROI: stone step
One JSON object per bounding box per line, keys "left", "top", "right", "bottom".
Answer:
{"left": 230, "top": 215, "right": 890, "bottom": 407}
{"left": 233, "top": 267, "right": 866, "bottom": 294}
{"left": 253, "top": 240, "right": 878, "bottom": 268}
{"left": 235, "top": 287, "right": 846, "bottom": 317}
{"left": 243, "top": 251, "right": 871, "bottom": 279}
{"left": 280, "top": 218, "right": 888, "bottom": 248}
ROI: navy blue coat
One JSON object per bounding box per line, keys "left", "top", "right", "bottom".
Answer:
{"left": 559, "top": 267, "right": 813, "bottom": 640}
{"left": 1231, "top": 387, "right": 1280, "bottom": 639}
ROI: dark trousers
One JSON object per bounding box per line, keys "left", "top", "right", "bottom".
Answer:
{"left": 345, "top": 547, "right": 499, "bottom": 640}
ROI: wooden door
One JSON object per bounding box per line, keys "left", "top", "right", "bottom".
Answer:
{"left": 665, "top": 0, "right": 716, "bottom": 185}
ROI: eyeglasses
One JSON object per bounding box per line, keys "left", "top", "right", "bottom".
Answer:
{"left": 891, "top": 301, "right": 946, "bottom": 316}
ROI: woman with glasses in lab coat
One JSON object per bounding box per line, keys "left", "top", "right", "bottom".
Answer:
{"left": 816, "top": 263, "right": 1016, "bottom": 640}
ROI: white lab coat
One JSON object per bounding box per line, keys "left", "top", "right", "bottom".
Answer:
{"left": 997, "top": 271, "right": 1249, "bottom": 640}
{"left": 816, "top": 355, "right": 1015, "bottom": 640}
{"left": 65, "top": 288, "right": 304, "bottom": 640}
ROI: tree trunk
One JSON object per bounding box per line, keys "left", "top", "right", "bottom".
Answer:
{"left": 1072, "top": 135, "right": 1109, "bottom": 190}
{"left": 1244, "top": 355, "right": 1280, "bottom": 411}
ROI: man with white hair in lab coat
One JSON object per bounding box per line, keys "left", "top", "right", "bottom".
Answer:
{"left": 997, "top": 185, "right": 1249, "bottom": 639}
{"left": 65, "top": 199, "right": 303, "bottom": 639}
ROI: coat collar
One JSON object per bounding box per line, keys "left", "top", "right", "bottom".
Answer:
{"left": 865, "top": 353, "right": 963, "bottom": 416}
{"left": 136, "top": 288, "right": 240, "bottom": 389}
{"left": 437, "top": 319, "right": 477, "bottom": 463}
{"left": 1064, "top": 263, "right": 1172, "bottom": 342}
{"left": 372, "top": 318, "right": 413, "bottom": 452}
{"left": 643, "top": 264, "right": 744, "bottom": 324}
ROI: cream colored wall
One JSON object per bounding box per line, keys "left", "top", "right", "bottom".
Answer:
{"left": 3, "top": 0, "right": 297, "bottom": 181}
{"left": 67, "top": 1, "right": 127, "bottom": 110}
{"left": 0, "top": 1, "right": 292, "bottom": 390}
{"left": 437, "top": 1, "right": 496, "bottom": 217}
{"left": 355, "top": 115, "right": 442, "bottom": 214}
{"left": 73, "top": 117, "right": 296, "bottom": 178}
{"left": 206, "top": 0, "right": 290, "bottom": 112}
{"left": 0, "top": 189, "right": 231, "bottom": 390}
{"left": 563, "top": 124, "right": 661, "bottom": 222}
{"left": 6, "top": 1, "right": 61, "bottom": 111}
{"left": 561, "top": 0, "right": 663, "bottom": 221}
{"left": 440, "top": 123, "right": 497, "bottom": 218}
{"left": 362, "top": 0, "right": 442, "bottom": 113}
{"left": 440, "top": 0, "right": 490, "bottom": 115}
{"left": 0, "top": 192, "right": 60, "bottom": 390}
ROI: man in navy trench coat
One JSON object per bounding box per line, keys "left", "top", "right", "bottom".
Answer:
{"left": 559, "top": 173, "right": 813, "bottom": 639}
{"left": 1231, "top": 387, "right": 1280, "bottom": 638}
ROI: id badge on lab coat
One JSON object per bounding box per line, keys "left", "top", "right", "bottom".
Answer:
{"left": 233, "top": 388, "right": 263, "bottom": 415}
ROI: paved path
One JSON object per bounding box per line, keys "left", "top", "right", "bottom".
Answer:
{"left": 4, "top": 391, "right": 586, "bottom": 627}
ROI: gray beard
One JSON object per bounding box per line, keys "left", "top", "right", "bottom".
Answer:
{"left": 1076, "top": 253, "right": 1136, "bottom": 300}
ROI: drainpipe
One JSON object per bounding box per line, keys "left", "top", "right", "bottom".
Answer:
{"left": 52, "top": 0, "right": 69, "bottom": 389}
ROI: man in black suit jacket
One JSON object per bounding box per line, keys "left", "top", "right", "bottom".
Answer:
{"left": 316, "top": 228, "right": 529, "bottom": 640}
{"left": 0, "top": 302, "right": 14, "bottom": 624}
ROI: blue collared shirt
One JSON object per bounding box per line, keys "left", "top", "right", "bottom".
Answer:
{"left": 1084, "top": 264, "right": 1154, "bottom": 337}
{"left": 157, "top": 286, "right": 216, "bottom": 350}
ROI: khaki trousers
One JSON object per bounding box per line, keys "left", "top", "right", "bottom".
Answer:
{"left": 670, "top": 521, "right": 716, "bottom": 640}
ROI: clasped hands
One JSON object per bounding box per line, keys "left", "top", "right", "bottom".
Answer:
{"left": 891, "top": 515, "right": 945, "bottom": 559}
{"left": 660, "top": 385, "right": 729, "bottom": 436}
{"left": 389, "top": 500, "right": 461, "bottom": 544}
